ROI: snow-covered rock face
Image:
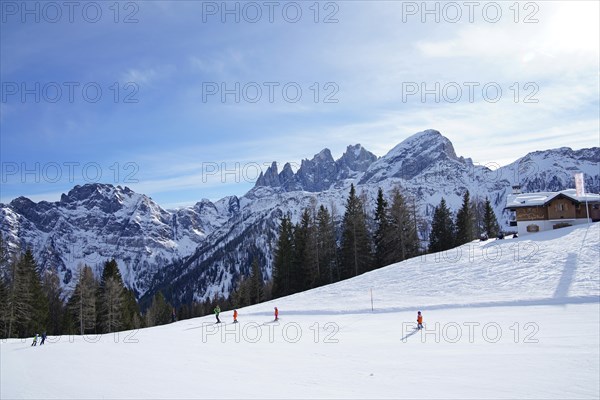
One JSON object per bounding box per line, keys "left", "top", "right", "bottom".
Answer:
{"left": 0, "top": 184, "right": 230, "bottom": 297}
{"left": 359, "top": 129, "right": 459, "bottom": 183}
{"left": 1, "top": 131, "right": 599, "bottom": 303}
{"left": 255, "top": 143, "right": 378, "bottom": 192}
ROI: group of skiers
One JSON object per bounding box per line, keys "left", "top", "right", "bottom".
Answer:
{"left": 212, "top": 305, "right": 422, "bottom": 330}
{"left": 28, "top": 307, "right": 421, "bottom": 346}
{"left": 213, "top": 305, "right": 279, "bottom": 324}
{"left": 31, "top": 332, "right": 47, "bottom": 347}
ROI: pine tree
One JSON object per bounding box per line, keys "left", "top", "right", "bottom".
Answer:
{"left": 272, "top": 215, "right": 294, "bottom": 298}
{"left": 455, "top": 190, "right": 476, "bottom": 245}
{"left": 97, "top": 259, "right": 126, "bottom": 333}
{"left": 68, "top": 265, "right": 98, "bottom": 335}
{"left": 22, "top": 250, "right": 48, "bottom": 336}
{"left": 41, "top": 267, "right": 64, "bottom": 335}
{"left": 340, "top": 184, "right": 372, "bottom": 278}
{"left": 291, "top": 210, "right": 311, "bottom": 293}
{"left": 121, "top": 288, "right": 141, "bottom": 330}
{"left": 429, "top": 198, "right": 456, "bottom": 253}
{"left": 4, "top": 252, "right": 30, "bottom": 337}
{"left": 316, "top": 205, "right": 338, "bottom": 284}
{"left": 249, "top": 257, "right": 264, "bottom": 304}
{"left": 305, "top": 203, "right": 321, "bottom": 289}
{"left": 233, "top": 276, "right": 252, "bottom": 308}
{"left": 388, "top": 188, "right": 420, "bottom": 263}
{"left": 483, "top": 197, "right": 501, "bottom": 237}
{"left": 0, "top": 234, "right": 8, "bottom": 280}
{"left": 373, "top": 188, "right": 392, "bottom": 269}
{"left": 0, "top": 236, "right": 9, "bottom": 337}
{"left": 145, "top": 292, "right": 172, "bottom": 327}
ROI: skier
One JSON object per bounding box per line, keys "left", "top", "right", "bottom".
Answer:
{"left": 417, "top": 311, "right": 423, "bottom": 330}
{"left": 40, "top": 332, "right": 47, "bottom": 346}
{"left": 31, "top": 333, "right": 38, "bottom": 347}
{"left": 274, "top": 307, "right": 279, "bottom": 321}
{"left": 171, "top": 308, "right": 176, "bottom": 323}
{"left": 214, "top": 305, "right": 221, "bottom": 324}
{"left": 233, "top": 309, "right": 238, "bottom": 323}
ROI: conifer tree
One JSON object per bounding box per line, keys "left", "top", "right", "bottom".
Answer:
{"left": 69, "top": 264, "right": 98, "bottom": 335}
{"left": 483, "top": 197, "right": 501, "bottom": 237}
{"left": 22, "top": 250, "right": 48, "bottom": 336}
{"left": 146, "top": 292, "right": 172, "bottom": 327}
{"left": 373, "top": 188, "right": 392, "bottom": 269}
{"left": 388, "top": 188, "right": 420, "bottom": 262}
{"left": 291, "top": 210, "right": 311, "bottom": 293}
{"left": 97, "top": 259, "right": 125, "bottom": 333}
{"left": 4, "top": 253, "right": 31, "bottom": 337}
{"left": 121, "top": 288, "right": 141, "bottom": 330}
{"left": 429, "top": 198, "right": 456, "bottom": 253}
{"left": 340, "top": 184, "right": 372, "bottom": 278}
{"left": 272, "top": 215, "right": 294, "bottom": 298}
{"left": 0, "top": 236, "right": 8, "bottom": 337}
{"left": 233, "top": 276, "right": 252, "bottom": 307}
{"left": 41, "top": 267, "right": 64, "bottom": 335}
{"left": 316, "top": 205, "right": 338, "bottom": 284}
{"left": 455, "top": 190, "right": 476, "bottom": 245}
{"left": 249, "top": 257, "right": 264, "bottom": 304}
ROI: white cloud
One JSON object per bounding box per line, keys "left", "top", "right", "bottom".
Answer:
{"left": 121, "top": 65, "right": 175, "bottom": 85}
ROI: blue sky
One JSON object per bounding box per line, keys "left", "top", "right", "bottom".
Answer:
{"left": 1, "top": 1, "right": 598, "bottom": 208}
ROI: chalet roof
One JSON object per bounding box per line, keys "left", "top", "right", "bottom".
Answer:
{"left": 506, "top": 189, "right": 600, "bottom": 209}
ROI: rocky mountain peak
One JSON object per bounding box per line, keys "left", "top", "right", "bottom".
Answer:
{"left": 359, "top": 130, "right": 459, "bottom": 184}
{"left": 255, "top": 162, "right": 281, "bottom": 188}
{"left": 337, "top": 144, "right": 378, "bottom": 179}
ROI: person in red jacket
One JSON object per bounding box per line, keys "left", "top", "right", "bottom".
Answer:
{"left": 233, "top": 309, "right": 238, "bottom": 323}
{"left": 417, "top": 311, "right": 423, "bottom": 330}
{"left": 274, "top": 307, "right": 279, "bottom": 321}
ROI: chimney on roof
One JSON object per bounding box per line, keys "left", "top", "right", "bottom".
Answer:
{"left": 512, "top": 185, "right": 521, "bottom": 194}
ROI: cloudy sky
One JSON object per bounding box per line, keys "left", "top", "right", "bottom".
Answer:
{"left": 1, "top": 1, "right": 598, "bottom": 208}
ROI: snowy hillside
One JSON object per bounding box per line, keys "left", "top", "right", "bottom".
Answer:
{"left": 2, "top": 223, "right": 598, "bottom": 399}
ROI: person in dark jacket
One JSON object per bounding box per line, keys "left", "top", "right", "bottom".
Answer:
{"left": 214, "top": 305, "right": 221, "bottom": 323}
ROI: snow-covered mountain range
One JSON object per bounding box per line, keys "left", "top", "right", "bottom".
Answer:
{"left": 1, "top": 130, "right": 598, "bottom": 302}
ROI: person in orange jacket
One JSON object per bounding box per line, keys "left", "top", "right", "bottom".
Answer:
{"left": 274, "top": 307, "right": 279, "bottom": 321}
{"left": 417, "top": 311, "right": 423, "bottom": 330}
{"left": 233, "top": 309, "right": 238, "bottom": 323}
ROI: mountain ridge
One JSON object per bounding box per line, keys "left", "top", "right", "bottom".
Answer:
{"left": 1, "top": 130, "right": 598, "bottom": 302}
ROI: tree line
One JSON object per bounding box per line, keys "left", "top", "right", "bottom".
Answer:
{"left": 270, "top": 185, "right": 500, "bottom": 299}
{"left": 271, "top": 185, "right": 423, "bottom": 298}
{"left": 0, "top": 237, "right": 177, "bottom": 338}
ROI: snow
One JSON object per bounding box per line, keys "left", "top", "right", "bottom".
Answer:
{"left": 2, "top": 223, "right": 599, "bottom": 399}
{"left": 506, "top": 189, "right": 600, "bottom": 208}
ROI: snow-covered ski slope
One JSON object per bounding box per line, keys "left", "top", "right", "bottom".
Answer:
{"left": 2, "top": 223, "right": 599, "bottom": 399}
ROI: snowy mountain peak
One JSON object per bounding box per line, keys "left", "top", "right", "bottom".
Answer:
{"left": 359, "top": 130, "right": 459, "bottom": 184}
{"left": 389, "top": 129, "right": 456, "bottom": 160}
{"left": 337, "top": 144, "right": 378, "bottom": 180}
